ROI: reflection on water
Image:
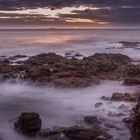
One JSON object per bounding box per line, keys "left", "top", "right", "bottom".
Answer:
{"left": 0, "top": 29, "right": 140, "bottom": 60}
{"left": 0, "top": 80, "right": 138, "bottom": 140}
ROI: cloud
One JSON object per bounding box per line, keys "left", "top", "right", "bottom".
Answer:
{"left": 0, "top": 0, "right": 139, "bottom": 27}
{"left": 0, "top": 0, "right": 140, "bottom": 10}
{"left": 59, "top": 6, "right": 140, "bottom": 25}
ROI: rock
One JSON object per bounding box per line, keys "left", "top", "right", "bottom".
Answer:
{"left": 25, "top": 53, "right": 67, "bottom": 66}
{"left": 111, "top": 93, "right": 137, "bottom": 102}
{"left": 95, "top": 102, "right": 103, "bottom": 108}
{"left": 119, "top": 41, "right": 140, "bottom": 48}
{"left": 63, "top": 126, "right": 109, "bottom": 140}
{"left": 39, "top": 126, "right": 110, "bottom": 140}
{"left": 123, "top": 117, "right": 133, "bottom": 123}
{"left": 25, "top": 65, "right": 53, "bottom": 80}
{"left": 8, "top": 55, "right": 28, "bottom": 60}
{"left": 132, "top": 114, "right": 140, "bottom": 140}
{"left": 75, "top": 52, "right": 83, "bottom": 57}
{"left": 0, "top": 52, "right": 136, "bottom": 87}
{"left": 126, "top": 64, "right": 140, "bottom": 77}
{"left": 54, "top": 77, "right": 93, "bottom": 87}
{"left": 96, "top": 135, "right": 107, "bottom": 140}
{"left": 65, "top": 51, "right": 83, "bottom": 59}
{"left": 39, "top": 128, "right": 61, "bottom": 137}
{"left": 104, "top": 123, "right": 116, "bottom": 128}
{"left": 14, "top": 112, "right": 41, "bottom": 135}
{"left": 111, "top": 93, "right": 124, "bottom": 101}
{"left": 101, "top": 96, "right": 110, "bottom": 100}
{"left": 101, "top": 93, "right": 137, "bottom": 102}
{"left": 107, "top": 112, "right": 126, "bottom": 117}
{"left": 126, "top": 100, "right": 140, "bottom": 140}
{"left": 84, "top": 53, "right": 131, "bottom": 66}
{"left": 119, "top": 104, "right": 128, "bottom": 110}
{"left": 124, "top": 78, "right": 140, "bottom": 85}
{"left": 84, "top": 116, "right": 100, "bottom": 125}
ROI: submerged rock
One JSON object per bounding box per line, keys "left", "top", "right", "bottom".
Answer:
{"left": 119, "top": 41, "right": 140, "bottom": 49}
{"left": 14, "top": 112, "right": 41, "bottom": 135}
{"left": 119, "top": 104, "right": 128, "bottom": 110}
{"left": 63, "top": 126, "right": 110, "bottom": 140}
{"left": 84, "top": 116, "right": 100, "bottom": 125}
{"left": 95, "top": 102, "right": 103, "bottom": 108}
{"left": 39, "top": 128, "right": 61, "bottom": 137}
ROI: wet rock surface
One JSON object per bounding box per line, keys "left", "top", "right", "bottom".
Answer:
{"left": 125, "top": 100, "right": 140, "bottom": 140}
{"left": 111, "top": 93, "right": 137, "bottom": 102}
{"left": 124, "top": 78, "right": 140, "bottom": 85}
{"left": 1, "top": 52, "right": 140, "bottom": 88}
{"left": 62, "top": 126, "right": 110, "bottom": 140}
{"left": 84, "top": 116, "right": 101, "bottom": 125}
{"left": 95, "top": 102, "right": 103, "bottom": 108}
{"left": 119, "top": 41, "right": 140, "bottom": 49}
{"left": 8, "top": 55, "right": 28, "bottom": 61}
{"left": 14, "top": 112, "right": 41, "bottom": 135}
{"left": 0, "top": 52, "right": 139, "bottom": 87}
{"left": 14, "top": 113, "right": 111, "bottom": 140}
{"left": 39, "top": 126, "right": 110, "bottom": 140}
{"left": 101, "top": 92, "right": 137, "bottom": 102}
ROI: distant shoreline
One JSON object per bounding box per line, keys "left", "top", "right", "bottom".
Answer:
{"left": 0, "top": 28, "right": 140, "bottom": 31}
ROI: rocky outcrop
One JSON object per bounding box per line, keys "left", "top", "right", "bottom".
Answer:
{"left": 101, "top": 93, "right": 137, "bottom": 102}
{"left": 39, "top": 126, "right": 110, "bottom": 140}
{"left": 111, "top": 93, "right": 137, "bottom": 102}
{"left": 84, "top": 116, "right": 100, "bottom": 125}
{"left": 24, "top": 53, "right": 67, "bottom": 66}
{"left": 124, "top": 78, "right": 140, "bottom": 85}
{"left": 1, "top": 52, "right": 140, "bottom": 87}
{"left": 124, "top": 64, "right": 140, "bottom": 85}
{"left": 23, "top": 53, "right": 132, "bottom": 87}
{"left": 63, "top": 126, "right": 110, "bottom": 140}
{"left": 14, "top": 112, "right": 110, "bottom": 139}
{"left": 125, "top": 100, "right": 140, "bottom": 140}
{"left": 14, "top": 112, "right": 41, "bottom": 135}
{"left": 119, "top": 41, "right": 140, "bottom": 49}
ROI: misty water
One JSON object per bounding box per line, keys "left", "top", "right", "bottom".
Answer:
{"left": 0, "top": 29, "right": 140, "bottom": 140}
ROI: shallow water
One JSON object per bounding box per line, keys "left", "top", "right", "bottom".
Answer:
{"left": 0, "top": 80, "right": 138, "bottom": 140}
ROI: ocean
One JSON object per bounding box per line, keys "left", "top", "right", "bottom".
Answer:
{"left": 0, "top": 29, "right": 140, "bottom": 60}
{"left": 0, "top": 29, "right": 140, "bottom": 140}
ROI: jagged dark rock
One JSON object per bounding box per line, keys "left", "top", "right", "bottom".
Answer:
{"left": 14, "top": 112, "right": 41, "bottom": 135}
{"left": 63, "top": 126, "right": 110, "bottom": 140}
{"left": 124, "top": 78, "right": 140, "bottom": 85}
{"left": 111, "top": 93, "right": 137, "bottom": 102}
{"left": 126, "top": 100, "right": 140, "bottom": 140}
{"left": 84, "top": 116, "right": 100, "bottom": 125}
{"left": 1, "top": 52, "right": 140, "bottom": 87}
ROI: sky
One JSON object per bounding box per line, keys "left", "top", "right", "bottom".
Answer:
{"left": 0, "top": 0, "right": 140, "bottom": 29}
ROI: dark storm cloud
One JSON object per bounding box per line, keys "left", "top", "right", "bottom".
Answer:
{"left": 59, "top": 6, "right": 140, "bottom": 24}
{"left": 0, "top": 0, "right": 140, "bottom": 26}
{"left": 0, "top": 0, "right": 140, "bottom": 10}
